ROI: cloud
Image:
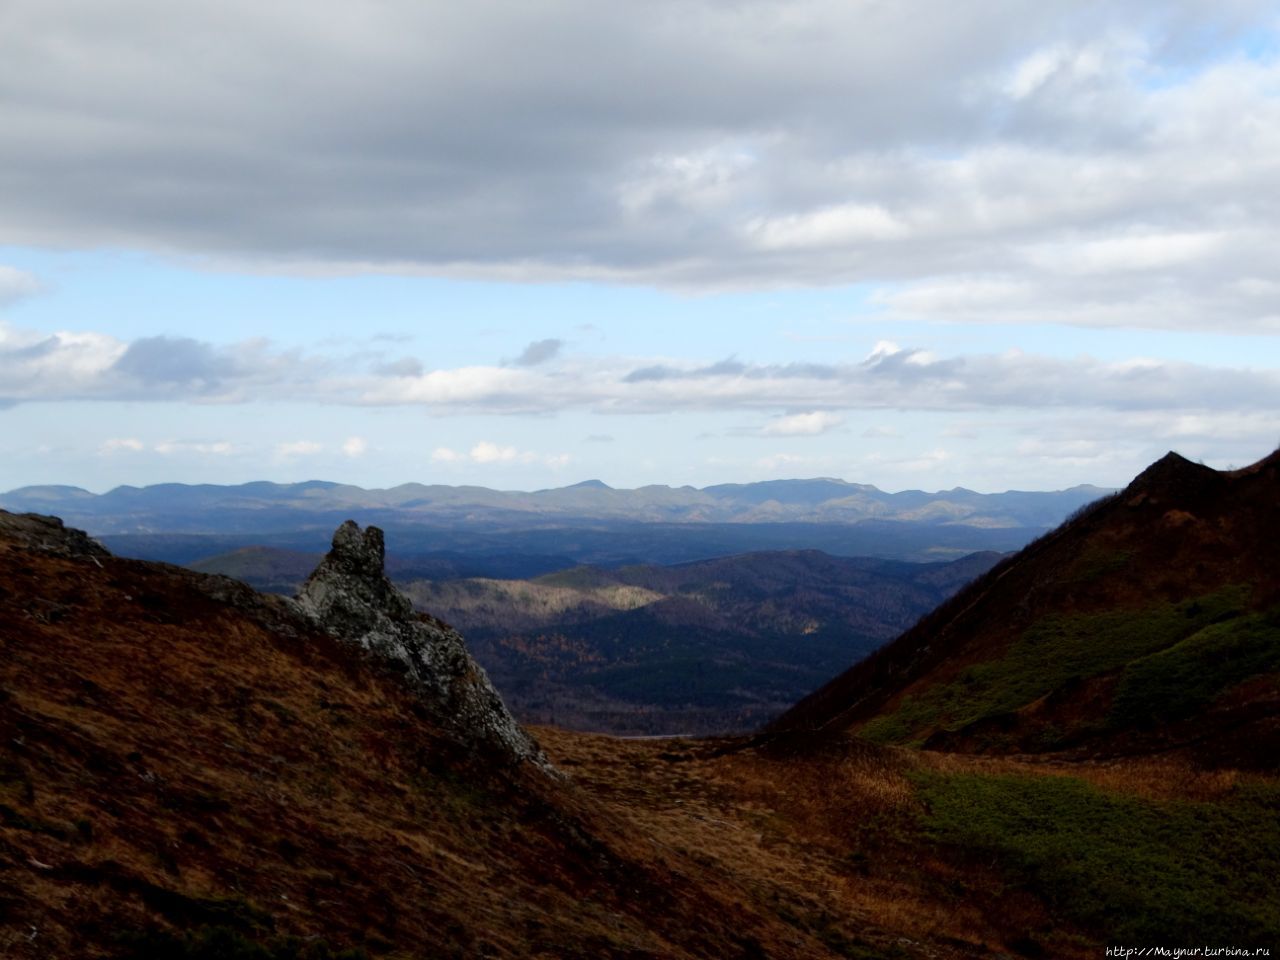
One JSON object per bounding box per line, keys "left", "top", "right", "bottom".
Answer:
{"left": 99, "top": 437, "right": 144, "bottom": 454}
{"left": 374, "top": 357, "right": 424, "bottom": 377}
{"left": 762, "top": 411, "right": 845, "bottom": 436}
{"left": 0, "top": 267, "right": 41, "bottom": 308}
{"left": 342, "top": 436, "right": 367, "bottom": 457}
{"left": 275, "top": 440, "right": 323, "bottom": 458}
{"left": 153, "top": 440, "right": 234, "bottom": 455}
{"left": 2, "top": 318, "right": 1277, "bottom": 424}
{"left": 0, "top": 321, "right": 334, "bottom": 405}
{"left": 98, "top": 436, "right": 235, "bottom": 456}
{"left": 112, "top": 336, "right": 235, "bottom": 386}
{"left": 511, "top": 338, "right": 563, "bottom": 367}
{"left": 470, "top": 441, "right": 522, "bottom": 464}
{"left": 0, "top": 3, "right": 1277, "bottom": 330}
{"left": 432, "top": 440, "right": 569, "bottom": 467}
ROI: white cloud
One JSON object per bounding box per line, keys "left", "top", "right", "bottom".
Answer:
{"left": 432, "top": 441, "right": 570, "bottom": 468}
{"left": 99, "top": 437, "right": 144, "bottom": 454}
{"left": 276, "top": 440, "right": 323, "bottom": 458}
{"left": 0, "top": 267, "right": 41, "bottom": 307}
{"left": 470, "top": 441, "right": 523, "bottom": 464}
{"left": 341, "top": 435, "right": 367, "bottom": 457}
{"left": 153, "top": 440, "right": 234, "bottom": 456}
{"left": 762, "top": 411, "right": 845, "bottom": 436}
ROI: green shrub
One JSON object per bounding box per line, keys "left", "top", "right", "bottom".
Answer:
{"left": 1110, "top": 608, "right": 1280, "bottom": 727}
{"left": 911, "top": 771, "right": 1280, "bottom": 944}
{"left": 862, "top": 587, "right": 1251, "bottom": 743}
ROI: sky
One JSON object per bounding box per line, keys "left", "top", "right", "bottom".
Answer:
{"left": 1, "top": 0, "right": 1278, "bottom": 494}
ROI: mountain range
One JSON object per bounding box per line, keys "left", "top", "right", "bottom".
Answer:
{"left": 0, "top": 476, "right": 1108, "bottom": 573}
{"left": 0, "top": 477, "right": 1109, "bottom": 532}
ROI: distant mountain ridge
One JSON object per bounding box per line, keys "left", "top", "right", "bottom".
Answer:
{"left": 0, "top": 476, "right": 1109, "bottom": 534}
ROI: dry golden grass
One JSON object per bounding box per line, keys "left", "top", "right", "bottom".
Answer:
{"left": 913, "top": 749, "right": 1247, "bottom": 802}
{"left": 536, "top": 727, "right": 1097, "bottom": 959}
{"left": 402, "top": 577, "right": 663, "bottom": 627}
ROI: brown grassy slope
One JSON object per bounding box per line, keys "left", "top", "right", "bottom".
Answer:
{"left": 0, "top": 512, "right": 863, "bottom": 960}
{"left": 767, "top": 449, "right": 1280, "bottom": 760}
{"left": 536, "top": 727, "right": 1280, "bottom": 958}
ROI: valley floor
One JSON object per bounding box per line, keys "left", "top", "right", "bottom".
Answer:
{"left": 537, "top": 727, "right": 1280, "bottom": 958}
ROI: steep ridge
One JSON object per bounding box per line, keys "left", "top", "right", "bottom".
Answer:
{"left": 767, "top": 450, "right": 1280, "bottom": 764}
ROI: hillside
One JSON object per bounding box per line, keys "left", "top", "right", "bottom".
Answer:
{"left": 769, "top": 450, "right": 1280, "bottom": 765}
{"left": 2, "top": 509, "right": 1278, "bottom": 955}
{"left": 401, "top": 551, "right": 1002, "bottom": 735}
{"left": 0, "top": 511, "right": 865, "bottom": 958}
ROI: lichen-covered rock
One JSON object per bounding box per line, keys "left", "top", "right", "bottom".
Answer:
{"left": 296, "top": 520, "right": 553, "bottom": 773}
{"left": 0, "top": 510, "right": 109, "bottom": 560}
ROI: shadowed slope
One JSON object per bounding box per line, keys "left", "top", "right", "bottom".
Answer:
{"left": 767, "top": 450, "right": 1280, "bottom": 764}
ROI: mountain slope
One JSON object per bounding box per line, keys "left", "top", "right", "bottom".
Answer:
{"left": 768, "top": 450, "right": 1280, "bottom": 764}
{"left": 0, "top": 511, "right": 849, "bottom": 959}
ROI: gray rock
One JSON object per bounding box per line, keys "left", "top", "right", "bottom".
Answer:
{"left": 296, "top": 520, "right": 553, "bottom": 773}
{"left": 0, "top": 510, "right": 109, "bottom": 560}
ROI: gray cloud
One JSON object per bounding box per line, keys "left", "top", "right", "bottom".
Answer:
{"left": 374, "top": 357, "right": 425, "bottom": 377}
{"left": 112, "top": 336, "right": 236, "bottom": 385}
{"left": 1, "top": 3, "right": 1277, "bottom": 330}
{"left": 512, "top": 338, "right": 563, "bottom": 367}
{"left": 624, "top": 358, "right": 747, "bottom": 382}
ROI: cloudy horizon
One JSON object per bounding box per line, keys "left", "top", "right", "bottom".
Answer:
{"left": 2, "top": 1, "right": 1277, "bottom": 493}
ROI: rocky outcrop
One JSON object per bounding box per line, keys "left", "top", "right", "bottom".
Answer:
{"left": 0, "top": 510, "right": 109, "bottom": 560}
{"left": 295, "top": 520, "right": 552, "bottom": 772}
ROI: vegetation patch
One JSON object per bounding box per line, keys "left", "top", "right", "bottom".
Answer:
{"left": 1110, "top": 607, "right": 1280, "bottom": 728}
{"left": 1064, "top": 546, "right": 1132, "bottom": 583}
{"left": 910, "top": 770, "right": 1280, "bottom": 945}
{"left": 862, "top": 586, "right": 1251, "bottom": 743}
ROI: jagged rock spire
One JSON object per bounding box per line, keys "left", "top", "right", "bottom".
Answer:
{"left": 297, "top": 520, "right": 552, "bottom": 772}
